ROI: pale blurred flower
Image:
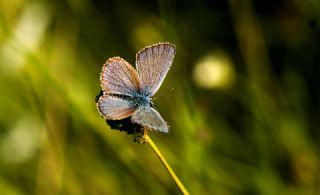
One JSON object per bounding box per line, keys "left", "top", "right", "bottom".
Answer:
{"left": 132, "top": 17, "right": 164, "bottom": 49}
{"left": 0, "top": 117, "right": 43, "bottom": 164}
{"left": 193, "top": 52, "right": 235, "bottom": 89}
{"left": 0, "top": 2, "right": 50, "bottom": 73}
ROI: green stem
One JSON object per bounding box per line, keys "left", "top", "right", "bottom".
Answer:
{"left": 143, "top": 134, "right": 190, "bottom": 195}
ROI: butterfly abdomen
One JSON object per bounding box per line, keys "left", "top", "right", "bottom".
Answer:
{"left": 107, "top": 93, "right": 151, "bottom": 108}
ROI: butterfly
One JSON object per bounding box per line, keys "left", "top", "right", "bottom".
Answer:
{"left": 96, "top": 42, "right": 176, "bottom": 133}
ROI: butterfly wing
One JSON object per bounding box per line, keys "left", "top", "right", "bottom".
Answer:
{"left": 100, "top": 57, "right": 140, "bottom": 96}
{"left": 136, "top": 43, "right": 176, "bottom": 96}
{"left": 131, "top": 106, "right": 168, "bottom": 132}
{"left": 97, "top": 95, "right": 136, "bottom": 120}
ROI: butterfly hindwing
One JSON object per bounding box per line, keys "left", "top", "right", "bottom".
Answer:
{"left": 97, "top": 95, "right": 136, "bottom": 120}
{"left": 131, "top": 106, "right": 168, "bottom": 133}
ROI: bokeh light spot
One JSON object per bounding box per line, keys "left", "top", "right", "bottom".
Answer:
{"left": 0, "top": 117, "right": 42, "bottom": 164}
{"left": 193, "top": 52, "right": 235, "bottom": 89}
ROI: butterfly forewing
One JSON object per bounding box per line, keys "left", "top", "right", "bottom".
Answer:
{"left": 100, "top": 57, "right": 140, "bottom": 96}
{"left": 136, "top": 43, "right": 176, "bottom": 96}
{"left": 97, "top": 95, "right": 136, "bottom": 120}
{"left": 131, "top": 106, "right": 168, "bottom": 132}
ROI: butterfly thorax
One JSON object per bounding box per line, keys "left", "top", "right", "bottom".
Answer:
{"left": 133, "top": 93, "right": 152, "bottom": 107}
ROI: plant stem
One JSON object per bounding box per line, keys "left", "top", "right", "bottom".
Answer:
{"left": 143, "top": 134, "right": 190, "bottom": 195}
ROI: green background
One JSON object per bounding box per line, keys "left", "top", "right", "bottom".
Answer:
{"left": 0, "top": 0, "right": 319, "bottom": 194}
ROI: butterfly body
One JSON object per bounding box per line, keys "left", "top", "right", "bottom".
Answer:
{"left": 132, "top": 93, "right": 152, "bottom": 107}
{"left": 107, "top": 93, "right": 151, "bottom": 106}
{"left": 97, "top": 42, "right": 176, "bottom": 133}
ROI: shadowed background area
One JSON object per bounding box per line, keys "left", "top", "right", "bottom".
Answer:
{"left": 0, "top": 0, "right": 319, "bottom": 194}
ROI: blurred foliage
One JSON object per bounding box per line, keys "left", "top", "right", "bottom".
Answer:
{"left": 0, "top": 0, "right": 320, "bottom": 194}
